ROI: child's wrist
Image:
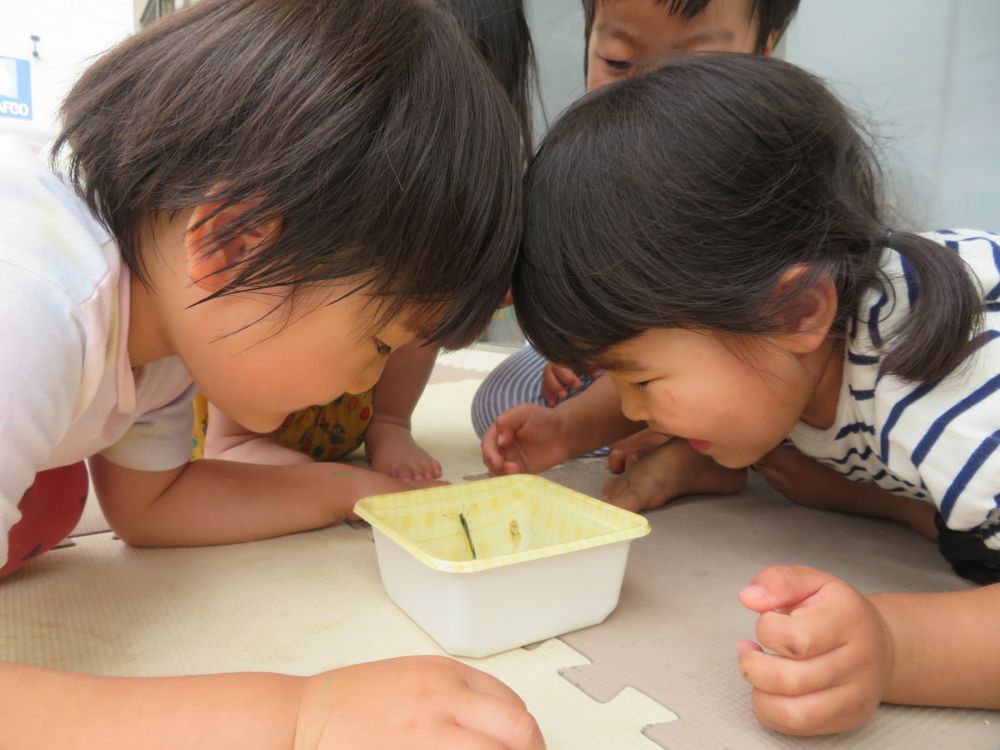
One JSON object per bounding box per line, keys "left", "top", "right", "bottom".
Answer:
{"left": 867, "top": 594, "right": 904, "bottom": 702}
{"left": 553, "top": 404, "right": 580, "bottom": 460}
{"left": 368, "top": 413, "right": 411, "bottom": 432}
{"left": 294, "top": 672, "right": 334, "bottom": 750}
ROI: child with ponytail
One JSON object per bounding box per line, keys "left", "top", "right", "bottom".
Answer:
{"left": 498, "top": 52, "right": 1000, "bottom": 734}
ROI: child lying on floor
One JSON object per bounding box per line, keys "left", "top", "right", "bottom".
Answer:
{"left": 492, "top": 52, "right": 999, "bottom": 735}
{"left": 0, "top": 1, "right": 542, "bottom": 747}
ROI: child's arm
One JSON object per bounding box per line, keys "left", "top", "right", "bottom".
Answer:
{"left": 737, "top": 566, "right": 1000, "bottom": 735}
{"left": 754, "top": 445, "right": 938, "bottom": 540}
{"left": 875, "top": 583, "right": 1000, "bottom": 708}
{"left": 482, "top": 375, "right": 643, "bottom": 475}
{"left": 89, "top": 454, "right": 414, "bottom": 547}
{"left": 204, "top": 403, "right": 313, "bottom": 465}
{"left": 1, "top": 657, "right": 544, "bottom": 749}
{"left": 365, "top": 340, "right": 441, "bottom": 480}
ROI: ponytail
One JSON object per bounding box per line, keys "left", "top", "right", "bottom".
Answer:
{"left": 879, "top": 229, "right": 982, "bottom": 383}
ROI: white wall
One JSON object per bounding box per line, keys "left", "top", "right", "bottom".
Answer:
{"left": 0, "top": 0, "right": 133, "bottom": 149}
{"left": 526, "top": 0, "right": 586, "bottom": 139}
{"left": 527, "top": 0, "right": 999, "bottom": 232}
{"left": 782, "top": 0, "right": 1000, "bottom": 231}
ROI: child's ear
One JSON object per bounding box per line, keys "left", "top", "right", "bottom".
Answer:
{"left": 762, "top": 29, "right": 781, "bottom": 57}
{"left": 773, "top": 264, "right": 838, "bottom": 354}
{"left": 184, "top": 202, "right": 282, "bottom": 292}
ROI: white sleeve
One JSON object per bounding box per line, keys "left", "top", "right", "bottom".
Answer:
{"left": 99, "top": 378, "right": 197, "bottom": 472}
{"left": 0, "top": 263, "right": 85, "bottom": 568}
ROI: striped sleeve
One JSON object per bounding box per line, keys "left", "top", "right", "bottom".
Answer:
{"left": 878, "top": 232, "right": 1000, "bottom": 542}
{"left": 471, "top": 345, "right": 549, "bottom": 438}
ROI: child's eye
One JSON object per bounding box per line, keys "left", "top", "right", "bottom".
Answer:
{"left": 602, "top": 57, "right": 633, "bottom": 72}
{"left": 630, "top": 380, "right": 650, "bottom": 390}
{"left": 374, "top": 338, "right": 392, "bottom": 356}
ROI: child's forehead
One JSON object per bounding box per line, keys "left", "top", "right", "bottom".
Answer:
{"left": 592, "top": 0, "right": 756, "bottom": 32}
{"left": 596, "top": 331, "right": 668, "bottom": 372}
{"left": 588, "top": 0, "right": 761, "bottom": 70}
{"left": 597, "top": 0, "right": 712, "bottom": 18}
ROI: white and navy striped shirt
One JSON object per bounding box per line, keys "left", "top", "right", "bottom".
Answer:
{"left": 789, "top": 230, "right": 1000, "bottom": 548}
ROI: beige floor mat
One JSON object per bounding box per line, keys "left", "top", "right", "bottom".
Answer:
{"left": 9, "top": 351, "right": 999, "bottom": 747}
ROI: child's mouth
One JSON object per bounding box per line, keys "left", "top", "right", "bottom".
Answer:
{"left": 687, "top": 439, "right": 712, "bottom": 454}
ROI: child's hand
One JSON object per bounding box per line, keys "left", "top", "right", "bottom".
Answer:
{"left": 481, "top": 404, "right": 572, "bottom": 475}
{"left": 365, "top": 419, "right": 442, "bottom": 481}
{"left": 297, "top": 656, "right": 545, "bottom": 750}
{"left": 737, "top": 566, "right": 894, "bottom": 736}
{"left": 754, "top": 445, "right": 848, "bottom": 510}
{"left": 540, "top": 362, "right": 582, "bottom": 405}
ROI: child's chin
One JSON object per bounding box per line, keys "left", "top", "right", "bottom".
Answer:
{"left": 710, "top": 450, "right": 753, "bottom": 470}
{"left": 242, "top": 411, "right": 287, "bottom": 435}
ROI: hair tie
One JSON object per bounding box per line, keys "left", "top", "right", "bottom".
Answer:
{"left": 883, "top": 227, "right": 895, "bottom": 246}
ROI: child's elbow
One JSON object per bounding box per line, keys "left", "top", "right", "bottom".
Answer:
{"left": 109, "top": 520, "right": 159, "bottom": 548}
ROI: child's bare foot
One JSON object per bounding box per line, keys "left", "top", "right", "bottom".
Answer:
{"left": 607, "top": 428, "right": 672, "bottom": 474}
{"left": 365, "top": 420, "right": 443, "bottom": 481}
{"left": 603, "top": 438, "right": 746, "bottom": 513}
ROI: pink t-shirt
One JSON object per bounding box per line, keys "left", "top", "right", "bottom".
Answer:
{"left": 0, "top": 136, "right": 195, "bottom": 568}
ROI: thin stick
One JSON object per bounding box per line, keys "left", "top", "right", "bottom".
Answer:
{"left": 459, "top": 512, "right": 477, "bottom": 560}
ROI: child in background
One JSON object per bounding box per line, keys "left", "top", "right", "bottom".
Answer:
{"left": 472, "top": 0, "right": 800, "bottom": 464}
{"left": 503, "top": 53, "right": 999, "bottom": 734}
{"left": 196, "top": 0, "right": 538, "bottom": 482}
{"left": 0, "top": 1, "right": 542, "bottom": 747}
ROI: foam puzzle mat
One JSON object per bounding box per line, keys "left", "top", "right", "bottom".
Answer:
{"left": 5, "top": 349, "right": 999, "bottom": 748}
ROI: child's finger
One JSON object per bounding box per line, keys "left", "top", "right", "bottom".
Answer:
{"left": 540, "top": 367, "right": 562, "bottom": 405}
{"left": 496, "top": 424, "right": 511, "bottom": 448}
{"left": 450, "top": 693, "right": 544, "bottom": 750}
{"left": 738, "top": 565, "right": 834, "bottom": 614}
{"left": 553, "top": 365, "right": 581, "bottom": 391}
{"left": 738, "top": 641, "right": 847, "bottom": 696}
{"left": 750, "top": 683, "right": 866, "bottom": 736}
{"left": 502, "top": 460, "right": 523, "bottom": 475}
{"left": 753, "top": 605, "right": 845, "bottom": 660}
{"left": 431, "top": 726, "right": 507, "bottom": 750}
{"left": 456, "top": 661, "right": 529, "bottom": 708}
{"left": 481, "top": 426, "right": 503, "bottom": 469}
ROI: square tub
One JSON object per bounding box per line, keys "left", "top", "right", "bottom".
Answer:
{"left": 354, "top": 474, "right": 650, "bottom": 657}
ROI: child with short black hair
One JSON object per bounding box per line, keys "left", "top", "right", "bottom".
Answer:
{"left": 0, "top": 1, "right": 542, "bottom": 747}
{"left": 196, "top": 0, "right": 538, "bottom": 482}
{"left": 506, "top": 52, "right": 999, "bottom": 734}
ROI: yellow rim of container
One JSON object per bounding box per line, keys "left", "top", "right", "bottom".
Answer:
{"left": 354, "top": 475, "right": 651, "bottom": 574}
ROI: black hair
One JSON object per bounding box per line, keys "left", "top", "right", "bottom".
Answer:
{"left": 440, "top": 0, "right": 538, "bottom": 151}
{"left": 54, "top": 0, "right": 525, "bottom": 350}
{"left": 582, "top": 0, "right": 800, "bottom": 54}
{"left": 515, "top": 53, "right": 983, "bottom": 384}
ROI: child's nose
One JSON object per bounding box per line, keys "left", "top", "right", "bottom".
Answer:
{"left": 619, "top": 390, "right": 649, "bottom": 423}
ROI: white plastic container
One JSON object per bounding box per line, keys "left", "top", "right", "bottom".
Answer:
{"left": 354, "top": 475, "right": 651, "bottom": 658}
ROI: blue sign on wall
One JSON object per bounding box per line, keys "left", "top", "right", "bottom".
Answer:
{"left": 0, "top": 56, "right": 33, "bottom": 121}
